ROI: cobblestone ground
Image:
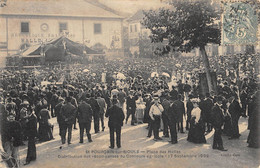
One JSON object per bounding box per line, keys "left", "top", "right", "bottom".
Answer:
{"left": 18, "top": 116, "right": 259, "bottom": 168}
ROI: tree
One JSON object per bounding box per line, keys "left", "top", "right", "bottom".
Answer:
{"left": 142, "top": 0, "right": 221, "bottom": 92}
{"left": 0, "top": 0, "right": 7, "bottom": 7}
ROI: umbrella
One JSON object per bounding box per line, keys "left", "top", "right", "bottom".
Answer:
{"left": 83, "top": 69, "right": 89, "bottom": 73}
{"left": 162, "top": 72, "right": 170, "bottom": 78}
{"left": 117, "top": 73, "right": 126, "bottom": 80}
{"left": 151, "top": 72, "right": 159, "bottom": 78}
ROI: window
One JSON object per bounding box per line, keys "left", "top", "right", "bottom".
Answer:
{"left": 21, "top": 22, "right": 29, "bottom": 33}
{"left": 94, "top": 23, "right": 102, "bottom": 34}
{"left": 59, "top": 23, "right": 68, "bottom": 33}
{"left": 130, "top": 25, "right": 133, "bottom": 33}
{"left": 135, "top": 24, "right": 137, "bottom": 32}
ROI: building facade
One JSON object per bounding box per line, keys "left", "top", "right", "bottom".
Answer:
{"left": 0, "top": 0, "right": 124, "bottom": 67}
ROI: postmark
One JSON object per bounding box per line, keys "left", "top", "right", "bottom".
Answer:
{"left": 222, "top": 0, "right": 258, "bottom": 45}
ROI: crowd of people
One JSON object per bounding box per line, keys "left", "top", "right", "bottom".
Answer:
{"left": 0, "top": 54, "right": 259, "bottom": 167}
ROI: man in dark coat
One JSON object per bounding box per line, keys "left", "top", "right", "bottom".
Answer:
{"left": 247, "top": 90, "right": 260, "bottom": 148}
{"left": 203, "top": 93, "right": 214, "bottom": 133}
{"left": 69, "top": 91, "right": 78, "bottom": 130}
{"left": 186, "top": 94, "right": 194, "bottom": 131}
{"left": 105, "top": 98, "right": 125, "bottom": 149}
{"left": 86, "top": 94, "right": 100, "bottom": 133}
{"left": 77, "top": 98, "right": 93, "bottom": 143}
{"left": 34, "top": 95, "right": 48, "bottom": 121}
{"left": 96, "top": 93, "right": 107, "bottom": 132}
{"left": 2, "top": 112, "right": 22, "bottom": 167}
{"left": 50, "top": 90, "right": 59, "bottom": 118}
{"left": 161, "top": 94, "right": 170, "bottom": 137}
{"left": 211, "top": 96, "right": 227, "bottom": 151}
{"left": 169, "top": 86, "right": 178, "bottom": 101}
{"left": 183, "top": 81, "right": 191, "bottom": 100}
{"left": 55, "top": 98, "right": 65, "bottom": 138}
{"left": 172, "top": 94, "right": 185, "bottom": 133}
{"left": 228, "top": 94, "right": 242, "bottom": 139}
{"left": 168, "top": 98, "right": 178, "bottom": 144}
{"left": 240, "top": 88, "right": 248, "bottom": 117}
{"left": 60, "top": 97, "right": 76, "bottom": 145}
{"left": 126, "top": 90, "right": 137, "bottom": 125}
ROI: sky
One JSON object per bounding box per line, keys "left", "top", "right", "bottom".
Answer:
{"left": 99, "top": 0, "right": 169, "bottom": 16}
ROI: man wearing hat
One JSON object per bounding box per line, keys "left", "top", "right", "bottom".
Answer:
{"left": 105, "top": 97, "right": 125, "bottom": 149}
{"left": 77, "top": 97, "right": 93, "bottom": 143}
{"left": 149, "top": 94, "right": 164, "bottom": 141}
{"left": 228, "top": 94, "right": 242, "bottom": 139}
{"left": 173, "top": 94, "right": 185, "bottom": 133}
{"left": 55, "top": 98, "right": 65, "bottom": 138}
{"left": 169, "top": 86, "right": 178, "bottom": 101}
{"left": 96, "top": 93, "right": 107, "bottom": 132}
{"left": 211, "top": 96, "right": 228, "bottom": 151}
{"left": 126, "top": 90, "right": 137, "bottom": 126}
{"left": 1, "top": 112, "right": 22, "bottom": 167}
{"left": 161, "top": 93, "right": 170, "bottom": 138}
{"left": 60, "top": 97, "right": 76, "bottom": 145}
{"left": 86, "top": 94, "right": 100, "bottom": 133}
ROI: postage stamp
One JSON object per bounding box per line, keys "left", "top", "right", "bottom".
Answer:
{"left": 222, "top": 1, "right": 258, "bottom": 45}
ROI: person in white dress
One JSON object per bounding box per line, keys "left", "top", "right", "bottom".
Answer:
{"left": 187, "top": 98, "right": 206, "bottom": 144}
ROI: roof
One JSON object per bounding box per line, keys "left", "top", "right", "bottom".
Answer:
{"left": 0, "top": 0, "right": 123, "bottom": 19}
{"left": 128, "top": 10, "right": 145, "bottom": 21}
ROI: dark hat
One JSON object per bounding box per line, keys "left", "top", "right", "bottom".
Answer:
{"left": 153, "top": 94, "right": 159, "bottom": 100}
{"left": 112, "top": 95, "right": 117, "bottom": 99}
{"left": 112, "top": 98, "right": 118, "bottom": 104}
{"left": 216, "top": 96, "right": 223, "bottom": 102}
{"left": 96, "top": 93, "right": 101, "bottom": 97}
{"left": 85, "top": 93, "right": 91, "bottom": 98}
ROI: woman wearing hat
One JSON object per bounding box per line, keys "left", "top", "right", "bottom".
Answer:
{"left": 24, "top": 106, "right": 37, "bottom": 165}
{"left": 135, "top": 94, "right": 146, "bottom": 124}
{"left": 187, "top": 98, "right": 206, "bottom": 144}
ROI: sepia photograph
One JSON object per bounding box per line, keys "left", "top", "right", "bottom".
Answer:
{"left": 0, "top": 0, "right": 259, "bottom": 167}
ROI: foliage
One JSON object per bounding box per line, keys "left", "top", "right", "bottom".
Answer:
{"left": 142, "top": 0, "right": 221, "bottom": 53}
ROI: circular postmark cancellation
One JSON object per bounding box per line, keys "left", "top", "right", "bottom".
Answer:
{"left": 221, "top": 0, "right": 258, "bottom": 45}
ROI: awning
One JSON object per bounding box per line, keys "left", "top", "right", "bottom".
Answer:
{"left": 22, "top": 44, "right": 42, "bottom": 56}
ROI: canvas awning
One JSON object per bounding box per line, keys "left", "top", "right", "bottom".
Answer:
{"left": 20, "top": 36, "right": 102, "bottom": 60}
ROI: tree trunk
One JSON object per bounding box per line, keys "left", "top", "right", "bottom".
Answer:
{"left": 200, "top": 46, "right": 213, "bottom": 93}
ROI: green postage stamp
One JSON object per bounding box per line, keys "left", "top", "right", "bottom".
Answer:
{"left": 222, "top": 1, "right": 258, "bottom": 45}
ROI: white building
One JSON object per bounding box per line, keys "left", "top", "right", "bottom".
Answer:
{"left": 0, "top": 0, "right": 124, "bottom": 66}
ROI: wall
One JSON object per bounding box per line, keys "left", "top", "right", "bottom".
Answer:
{"left": 0, "top": 15, "right": 123, "bottom": 66}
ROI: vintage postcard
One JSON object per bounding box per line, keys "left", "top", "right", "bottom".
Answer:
{"left": 0, "top": 0, "right": 259, "bottom": 168}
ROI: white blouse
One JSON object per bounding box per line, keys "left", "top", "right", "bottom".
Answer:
{"left": 191, "top": 107, "right": 201, "bottom": 123}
